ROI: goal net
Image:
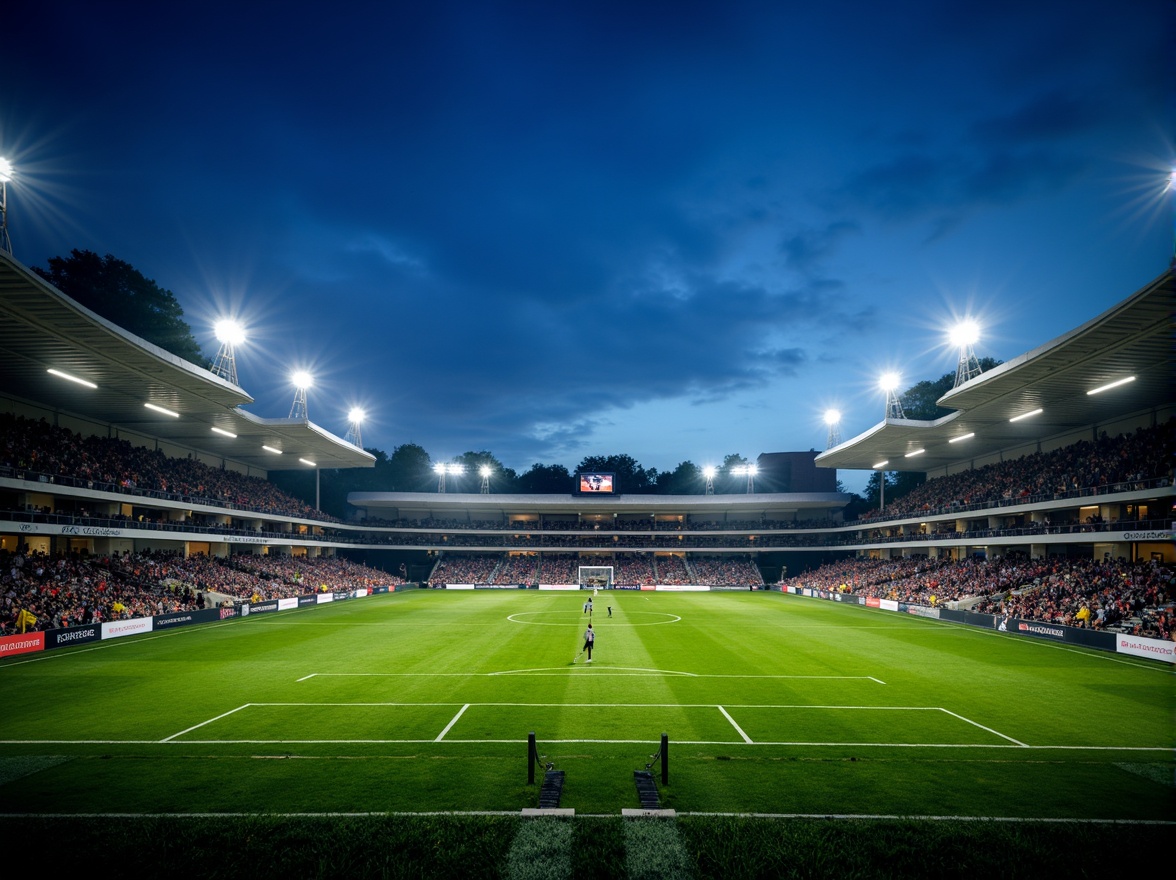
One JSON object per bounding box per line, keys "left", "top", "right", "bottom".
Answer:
{"left": 578, "top": 565, "right": 614, "bottom": 589}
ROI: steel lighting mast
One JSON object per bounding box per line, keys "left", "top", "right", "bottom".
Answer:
{"left": 950, "top": 320, "right": 982, "bottom": 388}
{"left": 289, "top": 371, "right": 313, "bottom": 420}
{"left": 434, "top": 462, "right": 464, "bottom": 493}
{"left": 702, "top": 466, "right": 716, "bottom": 495}
{"left": 346, "top": 407, "right": 365, "bottom": 448}
{"left": 479, "top": 465, "right": 492, "bottom": 494}
{"left": 824, "top": 409, "right": 842, "bottom": 449}
{"left": 211, "top": 320, "right": 245, "bottom": 386}
{"left": 880, "top": 373, "right": 905, "bottom": 420}
{"left": 731, "top": 464, "right": 757, "bottom": 494}
{"left": 0, "top": 157, "right": 13, "bottom": 254}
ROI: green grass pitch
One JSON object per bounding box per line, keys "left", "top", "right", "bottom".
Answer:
{"left": 0, "top": 589, "right": 1172, "bottom": 819}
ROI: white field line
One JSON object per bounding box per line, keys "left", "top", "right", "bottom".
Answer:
{"left": 0, "top": 738, "right": 1168, "bottom": 751}
{"left": 301, "top": 670, "right": 883, "bottom": 680}
{"left": 159, "top": 704, "right": 253, "bottom": 743}
{"left": 435, "top": 704, "right": 470, "bottom": 742}
{"left": 1, "top": 811, "right": 1170, "bottom": 824}
{"left": 937, "top": 708, "right": 1027, "bottom": 747}
{"left": 718, "top": 705, "right": 753, "bottom": 743}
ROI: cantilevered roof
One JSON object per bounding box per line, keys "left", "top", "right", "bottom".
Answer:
{"left": 0, "top": 250, "right": 375, "bottom": 471}
{"left": 816, "top": 268, "right": 1174, "bottom": 473}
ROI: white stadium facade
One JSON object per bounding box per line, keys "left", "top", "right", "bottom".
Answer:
{"left": 1, "top": 247, "right": 1172, "bottom": 596}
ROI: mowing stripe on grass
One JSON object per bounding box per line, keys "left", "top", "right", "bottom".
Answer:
{"left": 624, "top": 817, "right": 692, "bottom": 880}
{"left": 505, "top": 815, "right": 573, "bottom": 880}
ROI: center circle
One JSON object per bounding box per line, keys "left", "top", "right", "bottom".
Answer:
{"left": 507, "top": 610, "right": 681, "bottom": 626}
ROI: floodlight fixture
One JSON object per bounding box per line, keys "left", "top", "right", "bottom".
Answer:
{"left": 345, "top": 407, "right": 365, "bottom": 448}
{"left": 434, "top": 462, "right": 464, "bottom": 493}
{"left": 1087, "top": 376, "right": 1135, "bottom": 396}
{"left": 702, "top": 465, "right": 717, "bottom": 495}
{"left": 144, "top": 402, "right": 180, "bottom": 418}
{"left": 731, "top": 463, "right": 757, "bottom": 493}
{"left": 0, "top": 157, "right": 12, "bottom": 254}
{"left": 479, "top": 464, "right": 493, "bottom": 494}
{"left": 289, "top": 371, "right": 313, "bottom": 420}
{"left": 880, "top": 373, "right": 906, "bottom": 419}
{"left": 824, "top": 409, "right": 842, "bottom": 449}
{"left": 47, "top": 368, "right": 97, "bottom": 389}
{"left": 950, "top": 319, "right": 983, "bottom": 387}
{"left": 211, "top": 319, "right": 246, "bottom": 386}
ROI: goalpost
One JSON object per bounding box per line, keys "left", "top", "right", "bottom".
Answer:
{"left": 577, "top": 565, "right": 614, "bottom": 590}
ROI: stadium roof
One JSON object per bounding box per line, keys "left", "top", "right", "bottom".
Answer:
{"left": 816, "top": 268, "right": 1175, "bottom": 474}
{"left": 0, "top": 250, "right": 375, "bottom": 471}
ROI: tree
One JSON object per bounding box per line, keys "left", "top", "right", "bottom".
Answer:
{"left": 385, "top": 443, "right": 435, "bottom": 492}
{"left": 900, "top": 358, "right": 1003, "bottom": 420}
{"left": 35, "top": 250, "right": 207, "bottom": 365}
{"left": 517, "top": 463, "right": 572, "bottom": 493}
{"left": 720, "top": 453, "right": 750, "bottom": 494}
{"left": 454, "top": 451, "right": 518, "bottom": 491}
{"left": 655, "top": 461, "right": 703, "bottom": 494}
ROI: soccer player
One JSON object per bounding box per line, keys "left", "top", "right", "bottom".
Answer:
{"left": 583, "top": 623, "right": 595, "bottom": 662}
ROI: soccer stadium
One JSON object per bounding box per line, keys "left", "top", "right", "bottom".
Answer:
{"left": 0, "top": 246, "right": 1173, "bottom": 877}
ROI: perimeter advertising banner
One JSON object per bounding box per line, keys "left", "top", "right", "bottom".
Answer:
{"left": 1116, "top": 634, "right": 1175, "bottom": 664}
{"left": 101, "top": 617, "right": 153, "bottom": 640}
{"left": 0, "top": 631, "right": 45, "bottom": 657}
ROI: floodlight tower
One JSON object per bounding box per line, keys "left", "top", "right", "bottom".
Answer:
{"left": 434, "top": 462, "right": 464, "bottom": 493}
{"left": 702, "top": 466, "right": 716, "bottom": 495}
{"left": 479, "top": 465, "right": 492, "bottom": 494}
{"left": 0, "top": 157, "right": 13, "bottom": 254}
{"left": 824, "top": 409, "right": 842, "bottom": 450}
{"left": 211, "top": 320, "right": 245, "bottom": 386}
{"left": 289, "top": 371, "right": 313, "bottom": 420}
{"left": 346, "top": 407, "right": 365, "bottom": 448}
{"left": 880, "top": 373, "right": 906, "bottom": 420}
{"left": 1168, "top": 169, "right": 1176, "bottom": 269}
{"left": 950, "top": 320, "right": 982, "bottom": 388}
{"left": 732, "top": 464, "right": 757, "bottom": 493}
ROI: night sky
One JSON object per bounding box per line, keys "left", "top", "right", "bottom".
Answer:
{"left": 5, "top": 1, "right": 1173, "bottom": 492}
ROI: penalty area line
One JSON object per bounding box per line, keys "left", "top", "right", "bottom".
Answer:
{"left": 160, "top": 704, "right": 252, "bottom": 743}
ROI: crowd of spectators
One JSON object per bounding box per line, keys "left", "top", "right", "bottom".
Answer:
{"left": 788, "top": 554, "right": 1173, "bottom": 640}
{"left": 1, "top": 547, "right": 398, "bottom": 634}
{"left": 1, "top": 412, "right": 333, "bottom": 521}
{"left": 689, "top": 556, "right": 765, "bottom": 586}
{"left": 860, "top": 421, "right": 1174, "bottom": 522}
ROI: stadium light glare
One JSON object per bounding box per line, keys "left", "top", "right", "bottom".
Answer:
{"left": 949, "top": 320, "right": 980, "bottom": 348}
{"left": 1086, "top": 376, "right": 1135, "bottom": 396}
{"left": 291, "top": 371, "right": 313, "bottom": 390}
{"left": 47, "top": 368, "right": 97, "bottom": 389}
{"left": 948, "top": 432, "right": 975, "bottom": 443}
{"left": 210, "top": 426, "right": 237, "bottom": 438}
{"left": 214, "top": 319, "right": 245, "bottom": 345}
{"left": 702, "top": 466, "right": 717, "bottom": 478}
{"left": 0, "top": 157, "right": 11, "bottom": 254}
{"left": 144, "top": 402, "right": 180, "bottom": 418}
{"left": 880, "top": 373, "right": 906, "bottom": 419}
{"left": 879, "top": 373, "right": 901, "bottom": 392}
{"left": 1009, "top": 408, "right": 1043, "bottom": 422}
{"left": 479, "top": 465, "right": 492, "bottom": 477}
{"left": 348, "top": 407, "right": 365, "bottom": 424}
{"left": 823, "top": 409, "right": 841, "bottom": 425}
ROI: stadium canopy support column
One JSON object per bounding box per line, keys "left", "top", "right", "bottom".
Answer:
{"left": 528, "top": 731, "right": 536, "bottom": 785}
{"left": 315, "top": 466, "right": 320, "bottom": 511}
{"left": 661, "top": 732, "right": 668, "bottom": 786}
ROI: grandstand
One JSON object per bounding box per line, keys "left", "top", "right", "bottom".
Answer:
{"left": 0, "top": 243, "right": 1172, "bottom": 651}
